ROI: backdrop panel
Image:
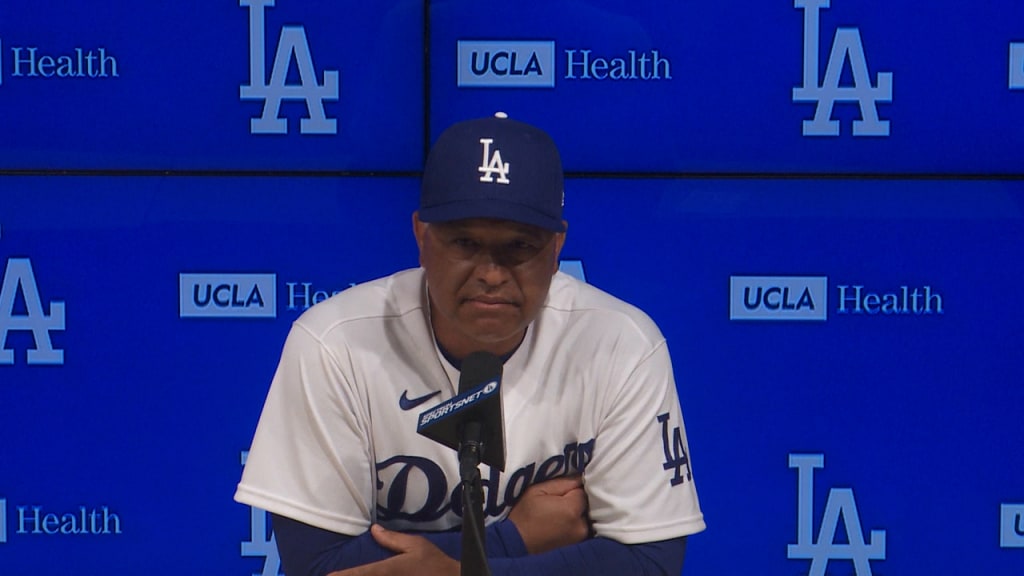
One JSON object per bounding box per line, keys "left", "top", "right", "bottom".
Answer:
{"left": 0, "top": 1, "right": 424, "bottom": 171}
{"left": 2, "top": 179, "right": 1021, "bottom": 574}
{"left": 430, "top": 0, "right": 1024, "bottom": 175}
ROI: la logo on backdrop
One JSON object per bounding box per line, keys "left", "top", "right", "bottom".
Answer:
{"left": 789, "top": 454, "right": 887, "bottom": 576}
{"left": 239, "top": 0, "right": 339, "bottom": 135}
{"left": 0, "top": 225, "right": 65, "bottom": 366}
{"left": 793, "top": 0, "right": 892, "bottom": 136}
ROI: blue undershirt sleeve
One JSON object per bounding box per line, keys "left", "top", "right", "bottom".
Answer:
{"left": 270, "top": 514, "right": 527, "bottom": 576}
{"left": 489, "top": 535, "right": 686, "bottom": 576}
{"left": 271, "top": 513, "right": 685, "bottom": 576}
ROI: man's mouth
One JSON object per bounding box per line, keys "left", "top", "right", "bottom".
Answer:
{"left": 464, "top": 296, "right": 518, "bottom": 308}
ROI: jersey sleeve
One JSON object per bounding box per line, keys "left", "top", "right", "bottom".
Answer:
{"left": 234, "top": 320, "right": 375, "bottom": 536}
{"left": 584, "top": 339, "right": 706, "bottom": 543}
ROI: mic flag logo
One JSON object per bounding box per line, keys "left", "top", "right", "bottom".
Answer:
{"left": 418, "top": 375, "right": 505, "bottom": 471}
{"left": 792, "top": 0, "right": 892, "bottom": 136}
{"left": 417, "top": 380, "right": 498, "bottom": 428}
{"left": 788, "top": 454, "right": 886, "bottom": 576}
{"left": 478, "top": 138, "right": 511, "bottom": 184}
{"left": 239, "top": 0, "right": 339, "bottom": 135}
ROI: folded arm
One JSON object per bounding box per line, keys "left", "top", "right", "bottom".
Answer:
{"left": 272, "top": 476, "right": 685, "bottom": 576}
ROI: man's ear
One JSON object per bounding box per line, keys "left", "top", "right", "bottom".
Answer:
{"left": 412, "top": 212, "right": 425, "bottom": 248}
{"left": 551, "top": 221, "right": 568, "bottom": 274}
{"left": 412, "top": 211, "right": 427, "bottom": 266}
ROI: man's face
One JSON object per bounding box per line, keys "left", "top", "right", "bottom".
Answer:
{"left": 413, "top": 214, "right": 566, "bottom": 359}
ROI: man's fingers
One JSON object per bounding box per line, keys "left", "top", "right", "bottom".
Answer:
{"left": 369, "top": 524, "right": 415, "bottom": 554}
{"left": 328, "top": 526, "right": 457, "bottom": 576}
{"left": 530, "top": 474, "right": 583, "bottom": 496}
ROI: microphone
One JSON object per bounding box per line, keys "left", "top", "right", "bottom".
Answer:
{"left": 418, "top": 351, "right": 504, "bottom": 576}
{"left": 417, "top": 351, "right": 506, "bottom": 471}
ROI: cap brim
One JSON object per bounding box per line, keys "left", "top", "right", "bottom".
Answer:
{"left": 418, "top": 199, "right": 566, "bottom": 232}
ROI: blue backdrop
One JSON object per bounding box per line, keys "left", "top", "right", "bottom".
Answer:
{"left": 1, "top": 1, "right": 1022, "bottom": 575}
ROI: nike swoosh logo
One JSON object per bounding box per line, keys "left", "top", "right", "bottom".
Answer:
{"left": 400, "top": 390, "right": 442, "bottom": 411}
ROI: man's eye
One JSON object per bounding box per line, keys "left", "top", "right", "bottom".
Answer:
{"left": 453, "top": 238, "right": 478, "bottom": 249}
{"left": 510, "top": 241, "right": 537, "bottom": 251}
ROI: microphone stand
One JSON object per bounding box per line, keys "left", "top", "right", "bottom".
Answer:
{"left": 458, "top": 422, "right": 492, "bottom": 576}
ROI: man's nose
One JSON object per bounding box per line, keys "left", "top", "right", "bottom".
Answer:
{"left": 472, "top": 250, "right": 512, "bottom": 285}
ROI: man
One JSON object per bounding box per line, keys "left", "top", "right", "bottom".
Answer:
{"left": 235, "top": 113, "right": 705, "bottom": 575}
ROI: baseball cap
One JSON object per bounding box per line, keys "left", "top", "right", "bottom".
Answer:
{"left": 420, "top": 112, "right": 566, "bottom": 232}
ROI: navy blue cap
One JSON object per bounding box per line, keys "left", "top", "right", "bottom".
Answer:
{"left": 420, "top": 113, "right": 565, "bottom": 232}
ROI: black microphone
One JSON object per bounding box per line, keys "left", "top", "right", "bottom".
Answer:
{"left": 417, "top": 351, "right": 506, "bottom": 471}
{"left": 418, "top": 351, "right": 503, "bottom": 576}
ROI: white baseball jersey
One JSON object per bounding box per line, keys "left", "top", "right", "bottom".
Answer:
{"left": 235, "top": 268, "right": 705, "bottom": 544}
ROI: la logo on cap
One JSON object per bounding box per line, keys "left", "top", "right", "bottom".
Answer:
{"left": 478, "top": 138, "right": 510, "bottom": 184}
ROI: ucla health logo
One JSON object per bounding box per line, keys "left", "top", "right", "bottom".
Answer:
{"left": 731, "top": 276, "right": 944, "bottom": 321}
{"left": 789, "top": 454, "right": 886, "bottom": 576}
{"left": 458, "top": 41, "right": 555, "bottom": 87}
{"left": 730, "top": 276, "right": 827, "bottom": 321}
{"left": 240, "top": 0, "right": 339, "bottom": 134}
{"left": 793, "top": 0, "right": 892, "bottom": 136}
{"left": 0, "top": 226, "right": 66, "bottom": 365}
{"left": 457, "top": 40, "right": 671, "bottom": 87}
{"left": 179, "top": 273, "right": 276, "bottom": 318}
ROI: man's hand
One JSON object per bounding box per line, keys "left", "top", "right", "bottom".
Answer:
{"left": 326, "top": 524, "right": 459, "bottom": 576}
{"left": 508, "top": 475, "right": 592, "bottom": 554}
